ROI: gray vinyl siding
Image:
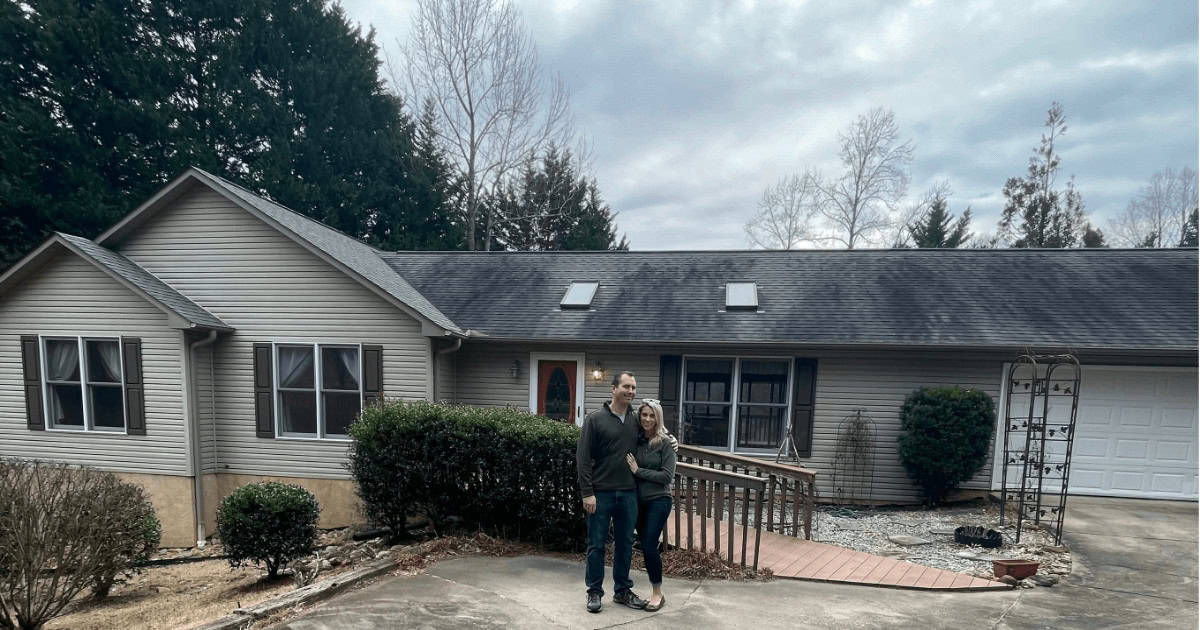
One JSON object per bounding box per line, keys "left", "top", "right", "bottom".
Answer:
{"left": 449, "top": 341, "right": 1003, "bottom": 504}
{"left": 434, "top": 344, "right": 456, "bottom": 402}
{"left": 0, "top": 253, "right": 189, "bottom": 474}
{"left": 116, "top": 187, "right": 430, "bottom": 479}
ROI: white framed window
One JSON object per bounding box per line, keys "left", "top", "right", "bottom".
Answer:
{"left": 275, "top": 343, "right": 362, "bottom": 439}
{"left": 41, "top": 336, "right": 126, "bottom": 432}
{"left": 680, "top": 355, "right": 793, "bottom": 453}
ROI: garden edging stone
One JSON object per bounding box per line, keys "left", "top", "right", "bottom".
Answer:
{"left": 192, "top": 556, "right": 398, "bottom": 630}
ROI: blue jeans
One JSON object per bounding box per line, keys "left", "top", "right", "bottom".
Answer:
{"left": 637, "top": 496, "right": 673, "bottom": 585}
{"left": 585, "top": 489, "right": 638, "bottom": 596}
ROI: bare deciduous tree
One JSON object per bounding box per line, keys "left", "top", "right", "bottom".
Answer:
{"left": 816, "top": 108, "right": 914, "bottom": 249}
{"left": 400, "top": 0, "right": 573, "bottom": 250}
{"left": 745, "top": 171, "right": 821, "bottom": 249}
{"left": 1108, "top": 167, "right": 1198, "bottom": 247}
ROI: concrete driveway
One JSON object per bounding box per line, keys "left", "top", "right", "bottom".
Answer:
{"left": 271, "top": 497, "right": 1197, "bottom": 629}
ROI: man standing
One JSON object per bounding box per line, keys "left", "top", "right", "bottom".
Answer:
{"left": 577, "top": 371, "right": 648, "bottom": 614}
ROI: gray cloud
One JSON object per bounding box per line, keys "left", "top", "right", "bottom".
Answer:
{"left": 342, "top": 0, "right": 1198, "bottom": 249}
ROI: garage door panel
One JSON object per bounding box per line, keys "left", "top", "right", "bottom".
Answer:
{"left": 1008, "top": 366, "right": 1198, "bottom": 501}
{"left": 1161, "top": 407, "right": 1197, "bottom": 429}
{"left": 1155, "top": 441, "right": 1191, "bottom": 462}
{"left": 1152, "top": 474, "right": 1187, "bottom": 494}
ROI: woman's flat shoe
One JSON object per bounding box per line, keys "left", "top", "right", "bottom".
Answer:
{"left": 645, "top": 596, "right": 666, "bottom": 612}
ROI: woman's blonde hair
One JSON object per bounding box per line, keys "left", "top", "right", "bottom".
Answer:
{"left": 637, "top": 400, "right": 669, "bottom": 449}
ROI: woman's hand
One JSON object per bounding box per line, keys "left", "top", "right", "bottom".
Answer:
{"left": 625, "top": 453, "right": 639, "bottom": 474}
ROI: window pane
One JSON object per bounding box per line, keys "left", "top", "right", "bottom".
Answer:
{"left": 739, "top": 360, "right": 789, "bottom": 404}
{"left": 321, "top": 347, "right": 360, "bottom": 390}
{"left": 86, "top": 340, "right": 122, "bottom": 383}
{"left": 48, "top": 384, "right": 84, "bottom": 427}
{"left": 736, "top": 405, "right": 786, "bottom": 449}
{"left": 683, "top": 403, "right": 730, "bottom": 448}
{"left": 685, "top": 359, "right": 733, "bottom": 403}
{"left": 91, "top": 386, "right": 125, "bottom": 429}
{"left": 280, "top": 391, "right": 317, "bottom": 434}
{"left": 277, "top": 346, "right": 314, "bottom": 388}
{"left": 324, "top": 392, "right": 361, "bottom": 436}
{"left": 45, "top": 339, "right": 80, "bottom": 381}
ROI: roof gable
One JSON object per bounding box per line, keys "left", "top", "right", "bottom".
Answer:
{"left": 0, "top": 233, "right": 231, "bottom": 331}
{"left": 96, "top": 168, "right": 462, "bottom": 336}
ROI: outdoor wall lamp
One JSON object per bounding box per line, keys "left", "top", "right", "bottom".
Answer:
{"left": 510, "top": 359, "right": 520, "bottom": 379}
{"left": 591, "top": 360, "right": 604, "bottom": 381}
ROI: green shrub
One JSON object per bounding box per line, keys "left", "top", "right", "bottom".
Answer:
{"left": 348, "top": 402, "right": 584, "bottom": 549}
{"left": 897, "top": 387, "right": 996, "bottom": 505}
{"left": 0, "top": 459, "right": 161, "bottom": 630}
{"left": 216, "top": 482, "right": 319, "bottom": 578}
{"left": 89, "top": 481, "right": 161, "bottom": 600}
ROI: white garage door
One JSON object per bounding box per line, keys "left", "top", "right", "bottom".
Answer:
{"left": 994, "top": 365, "right": 1198, "bottom": 501}
{"left": 1068, "top": 367, "right": 1198, "bottom": 500}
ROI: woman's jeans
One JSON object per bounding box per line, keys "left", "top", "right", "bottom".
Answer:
{"left": 585, "top": 489, "right": 637, "bottom": 596}
{"left": 637, "top": 495, "right": 673, "bottom": 586}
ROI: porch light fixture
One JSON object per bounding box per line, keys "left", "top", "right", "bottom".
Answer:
{"left": 510, "top": 359, "right": 520, "bottom": 379}
{"left": 591, "top": 361, "right": 604, "bottom": 381}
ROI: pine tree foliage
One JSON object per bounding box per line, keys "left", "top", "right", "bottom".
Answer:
{"left": 0, "top": 0, "right": 456, "bottom": 267}
{"left": 997, "top": 102, "right": 1089, "bottom": 248}
{"left": 1180, "top": 207, "right": 1199, "bottom": 247}
{"left": 908, "top": 196, "right": 972, "bottom": 248}
{"left": 490, "top": 147, "right": 627, "bottom": 250}
{"left": 1082, "top": 224, "right": 1107, "bottom": 248}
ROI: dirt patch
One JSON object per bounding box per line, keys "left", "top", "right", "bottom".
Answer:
{"left": 44, "top": 558, "right": 357, "bottom": 630}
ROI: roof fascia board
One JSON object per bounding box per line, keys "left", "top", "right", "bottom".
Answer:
{"left": 454, "top": 335, "right": 1195, "bottom": 355}
{"left": 186, "top": 170, "right": 456, "bottom": 337}
{"left": 94, "top": 168, "right": 457, "bottom": 337}
{"left": 2, "top": 235, "right": 230, "bottom": 331}
{"left": 95, "top": 170, "right": 202, "bottom": 245}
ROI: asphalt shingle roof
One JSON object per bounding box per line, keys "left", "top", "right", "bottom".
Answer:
{"left": 57, "top": 233, "right": 231, "bottom": 330}
{"left": 191, "top": 169, "right": 462, "bottom": 334}
{"left": 381, "top": 249, "right": 1198, "bottom": 351}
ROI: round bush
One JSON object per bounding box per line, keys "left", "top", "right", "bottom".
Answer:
{"left": 348, "top": 401, "right": 584, "bottom": 549}
{"left": 897, "top": 387, "right": 996, "bottom": 505}
{"left": 90, "top": 480, "right": 162, "bottom": 599}
{"left": 216, "top": 482, "right": 319, "bottom": 577}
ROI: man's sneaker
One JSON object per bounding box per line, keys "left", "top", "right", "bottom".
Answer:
{"left": 586, "top": 592, "right": 602, "bottom": 613}
{"left": 613, "top": 590, "right": 648, "bottom": 610}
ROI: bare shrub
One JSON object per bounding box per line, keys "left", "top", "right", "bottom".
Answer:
{"left": 0, "top": 459, "right": 160, "bottom": 630}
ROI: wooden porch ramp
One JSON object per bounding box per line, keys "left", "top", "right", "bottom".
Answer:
{"left": 665, "top": 517, "right": 1007, "bottom": 591}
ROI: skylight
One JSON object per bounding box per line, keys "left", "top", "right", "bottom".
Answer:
{"left": 725, "top": 282, "right": 759, "bottom": 311}
{"left": 561, "top": 282, "right": 599, "bottom": 309}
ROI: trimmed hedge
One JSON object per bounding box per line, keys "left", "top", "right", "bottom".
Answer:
{"left": 216, "top": 482, "right": 320, "bottom": 578}
{"left": 348, "top": 402, "right": 584, "bottom": 549}
{"left": 897, "top": 387, "right": 996, "bottom": 505}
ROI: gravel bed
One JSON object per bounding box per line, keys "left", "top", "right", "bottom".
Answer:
{"left": 810, "top": 501, "right": 1073, "bottom": 581}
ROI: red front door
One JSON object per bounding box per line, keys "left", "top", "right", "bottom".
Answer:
{"left": 537, "top": 361, "right": 577, "bottom": 423}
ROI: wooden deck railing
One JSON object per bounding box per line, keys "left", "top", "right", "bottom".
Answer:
{"left": 671, "top": 462, "right": 768, "bottom": 570}
{"left": 676, "top": 445, "right": 819, "bottom": 540}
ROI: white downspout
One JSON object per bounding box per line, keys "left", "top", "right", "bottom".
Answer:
{"left": 434, "top": 338, "right": 463, "bottom": 401}
{"left": 189, "top": 330, "right": 218, "bottom": 547}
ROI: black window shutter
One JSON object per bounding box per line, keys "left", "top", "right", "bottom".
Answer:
{"left": 20, "top": 336, "right": 44, "bottom": 431}
{"left": 791, "top": 358, "right": 818, "bottom": 457}
{"left": 659, "top": 355, "right": 681, "bottom": 437}
{"left": 362, "top": 345, "right": 384, "bottom": 406}
{"left": 253, "top": 343, "right": 275, "bottom": 438}
{"left": 121, "top": 338, "right": 146, "bottom": 435}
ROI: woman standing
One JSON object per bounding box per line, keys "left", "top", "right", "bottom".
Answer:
{"left": 625, "top": 399, "right": 676, "bottom": 612}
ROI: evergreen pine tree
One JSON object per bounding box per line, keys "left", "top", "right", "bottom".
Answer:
{"left": 908, "top": 197, "right": 972, "bottom": 248}
{"left": 998, "top": 103, "right": 1089, "bottom": 248}
{"left": 1180, "top": 208, "right": 1198, "bottom": 247}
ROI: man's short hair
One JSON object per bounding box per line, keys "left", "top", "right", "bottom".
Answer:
{"left": 611, "top": 371, "right": 636, "bottom": 387}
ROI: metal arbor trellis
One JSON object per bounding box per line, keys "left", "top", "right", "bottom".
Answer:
{"left": 831, "top": 409, "right": 877, "bottom": 506}
{"left": 999, "top": 354, "right": 1082, "bottom": 545}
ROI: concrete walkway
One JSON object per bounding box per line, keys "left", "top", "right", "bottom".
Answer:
{"left": 271, "top": 497, "right": 1197, "bottom": 629}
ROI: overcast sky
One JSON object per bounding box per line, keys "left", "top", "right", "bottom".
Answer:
{"left": 340, "top": 0, "right": 1198, "bottom": 250}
